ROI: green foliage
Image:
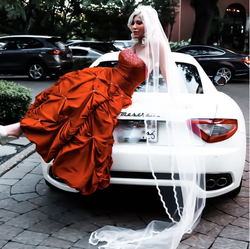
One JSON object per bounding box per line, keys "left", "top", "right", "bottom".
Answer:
{"left": 0, "top": 80, "right": 32, "bottom": 125}
{"left": 169, "top": 39, "right": 191, "bottom": 51}
{"left": 0, "top": 0, "right": 181, "bottom": 42}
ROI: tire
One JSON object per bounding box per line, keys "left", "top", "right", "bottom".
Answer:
{"left": 27, "top": 61, "right": 47, "bottom": 80}
{"left": 214, "top": 67, "right": 233, "bottom": 83}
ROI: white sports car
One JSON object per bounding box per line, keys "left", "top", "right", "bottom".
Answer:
{"left": 41, "top": 52, "right": 246, "bottom": 198}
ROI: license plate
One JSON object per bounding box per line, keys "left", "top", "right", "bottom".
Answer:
{"left": 140, "top": 120, "right": 157, "bottom": 142}
{"left": 114, "top": 120, "right": 157, "bottom": 143}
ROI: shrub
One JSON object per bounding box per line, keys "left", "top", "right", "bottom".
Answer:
{"left": 169, "top": 38, "right": 191, "bottom": 51}
{"left": 0, "top": 80, "right": 32, "bottom": 125}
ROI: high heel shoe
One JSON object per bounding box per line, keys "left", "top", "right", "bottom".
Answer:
{"left": 0, "top": 126, "right": 19, "bottom": 145}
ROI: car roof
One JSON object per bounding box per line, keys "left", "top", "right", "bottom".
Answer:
{"left": 68, "top": 40, "right": 113, "bottom": 44}
{"left": 114, "top": 40, "right": 133, "bottom": 42}
{"left": 0, "top": 35, "right": 61, "bottom": 39}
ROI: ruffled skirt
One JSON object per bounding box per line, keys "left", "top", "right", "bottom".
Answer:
{"left": 21, "top": 67, "right": 132, "bottom": 195}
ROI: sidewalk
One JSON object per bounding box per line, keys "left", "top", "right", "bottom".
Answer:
{"left": 0, "top": 140, "right": 249, "bottom": 249}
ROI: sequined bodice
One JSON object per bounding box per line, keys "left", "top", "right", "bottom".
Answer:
{"left": 115, "top": 49, "right": 147, "bottom": 96}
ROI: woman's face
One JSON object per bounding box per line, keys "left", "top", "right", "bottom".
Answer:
{"left": 131, "top": 15, "right": 145, "bottom": 40}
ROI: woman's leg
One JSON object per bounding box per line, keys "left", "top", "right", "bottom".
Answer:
{"left": 2, "top": 122, "right": 23, "bottom": 137}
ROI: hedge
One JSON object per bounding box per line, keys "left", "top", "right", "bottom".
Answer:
{"left": 169, "top": 38, "right": 191, "bottom": 51}
{"left": 0, "top": 80, "right": 32, "bottom": 125}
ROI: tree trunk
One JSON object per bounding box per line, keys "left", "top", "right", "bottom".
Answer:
{"left": 190, "top": 0, "right": 218, "bottom": 44}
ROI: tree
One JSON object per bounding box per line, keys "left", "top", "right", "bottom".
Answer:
{"left": 0, "top": 0, "right": 87, "bottom": 42}
{"left": 151, "top": 0, "right": 180, "bottom": 41}
{"left": 0, "top": 0, "right": 181, "bottom": 42}
{"left": 81, "top": 0, "right": 140, "bottom": 41}
{"left": 190, "top": 0, "right": 219, "bottom": 44}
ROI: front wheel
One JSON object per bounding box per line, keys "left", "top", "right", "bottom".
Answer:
{"left": 214, "top": 67, "right": 232, "bottom": 83}
{"left": 27, "top": 62, "right": 47, "bottom": 80}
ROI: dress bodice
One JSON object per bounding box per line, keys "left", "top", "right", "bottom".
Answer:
{"left": 115, "top": 49, "right": 147, "bottom": 96}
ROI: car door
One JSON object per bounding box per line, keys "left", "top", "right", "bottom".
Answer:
{"left": 0, "top": 38, "right": 26, "bottom": 71}
{"left": 193, "top": 47, "right": 225, "bottom": 76}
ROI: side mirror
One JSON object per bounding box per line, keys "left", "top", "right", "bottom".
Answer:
{"left": 214, "top": 75, "right": 227, "bottom": 86}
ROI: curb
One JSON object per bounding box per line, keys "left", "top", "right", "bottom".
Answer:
{"left": 0, "top": 144, "right": 36, "bottom": 177}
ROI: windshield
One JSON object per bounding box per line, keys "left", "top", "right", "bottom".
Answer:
{"left": 135, "top": 62, "right": 202, "bottom": 94}
{"left": 95, "top": 61, "right": 203, "bottom": 94}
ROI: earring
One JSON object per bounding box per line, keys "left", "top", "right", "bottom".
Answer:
{"left": 131, "top": 33, "right": 139, "bottom": 44}
{"left": 141, "top": 37, "right": 146, "bottom": 46}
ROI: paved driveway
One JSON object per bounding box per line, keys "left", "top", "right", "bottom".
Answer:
{"left": 0, "top": 79, "right": 249, "bottom": 249}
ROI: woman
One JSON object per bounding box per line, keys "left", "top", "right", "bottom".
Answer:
{"left": 1, "top": 6, "right": 205, "bottom": 248}
{"left": 0, "top": 7, "right": 162, "bottom": 196}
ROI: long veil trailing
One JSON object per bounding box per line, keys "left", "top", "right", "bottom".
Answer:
{"left": 89, "top": 6, "right": 206, "bottom": 248}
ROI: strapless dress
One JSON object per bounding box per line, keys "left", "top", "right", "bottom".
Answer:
{"left": 20, "top": 49, "right": 147, "bottom": 195}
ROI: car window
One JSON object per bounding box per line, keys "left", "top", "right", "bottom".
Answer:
{"left": 97, "top": 61, "right": 118, "bottom": 67}
{"left": 72, "top": 49, "right": 88, "bottom": 56}
{"left": 69, "top": 42, "right": 119, "bottom": 53}
{"left": 47, "top": 39, "right": 66, "bottom": 49}
{"left": 90, "top": 43, "right": 119, "bottom": 53}
{"left": 0, "top": 38, "right": 44, "bottom": 50}
{"left": 0, "top": 39, "right": 19, "bottom": 50}
{"left": 72, "top": 42, "right": 90, "bottom": 47}
{"left": 95, "top": 60, "right": 202, "bottom": 94}
{"left": 135, "top": 62, "right": 202, "bottom": 94}
{"left": 178, "top": 47, "right": 201, "bottom": 56}
{"left": 16, "top": 38, "right": 43, "bottom": 49}
{"left": 200, "top": 47, "right": 224, "bottom": 56}
{"left": 114, "top": 42, "right": 123, "bottom": 47}
{"left": 6, "top": 41, "right": 18, "bottom": 50}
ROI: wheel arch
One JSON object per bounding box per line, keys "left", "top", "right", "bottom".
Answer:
{"left": 24, "top": 57, "right": 48, "bottom": 71}
{"left": 214, "top": 62, "right": 235, "bottom": 76}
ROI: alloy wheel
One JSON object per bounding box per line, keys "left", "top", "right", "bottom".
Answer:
{"left": 28, "top": 63, "right": 46, "bottom": 80}
{"left": 215, "top": 67, "right": 232, "bottom": 82}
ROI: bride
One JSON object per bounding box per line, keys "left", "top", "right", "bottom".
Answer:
{"left": 0, "top": 5, "right": 206, "bottom": 248}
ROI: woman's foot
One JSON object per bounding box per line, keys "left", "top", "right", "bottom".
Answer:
{"left": 0, "top": 125, "right": 19, "bottom": 145}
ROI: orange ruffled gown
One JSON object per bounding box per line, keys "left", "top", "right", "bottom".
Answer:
{"left": 20, "top": 49, "right": 147, "bottom": 195}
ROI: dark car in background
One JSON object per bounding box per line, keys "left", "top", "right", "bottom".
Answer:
{"left": 0, "top": 35, "right": 73, "bottom": 80}
{"left": 66, "top": 41, "right": 120, "bottom": 54}
{"left": 174, "top": 45, "right": 249, "bottom": 83}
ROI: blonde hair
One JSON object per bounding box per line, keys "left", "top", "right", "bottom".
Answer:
{"left": 127, "top": 9, "right": 144, "bottom": 31}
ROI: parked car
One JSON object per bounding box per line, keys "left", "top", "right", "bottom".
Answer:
{"left": 67, "top": 40, "right": 120, "bottom": 54}
{"left": 113, "top": 40, "right": 134, "bottom": 50}
{"left": 69, "top": 46, "right": 102, "bottom": 68}
{"left": 41, "top": 51, "right": 246, "bottom": 198}
{"left": 174, "top": 45, "right": 249, "bottom": 83}
{"left": 0, "top": 35, "right": 73, "bottom": 80}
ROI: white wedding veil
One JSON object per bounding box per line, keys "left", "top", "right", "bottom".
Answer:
{"left": 89, "top": 5, "right": 206, "bottom": 248}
